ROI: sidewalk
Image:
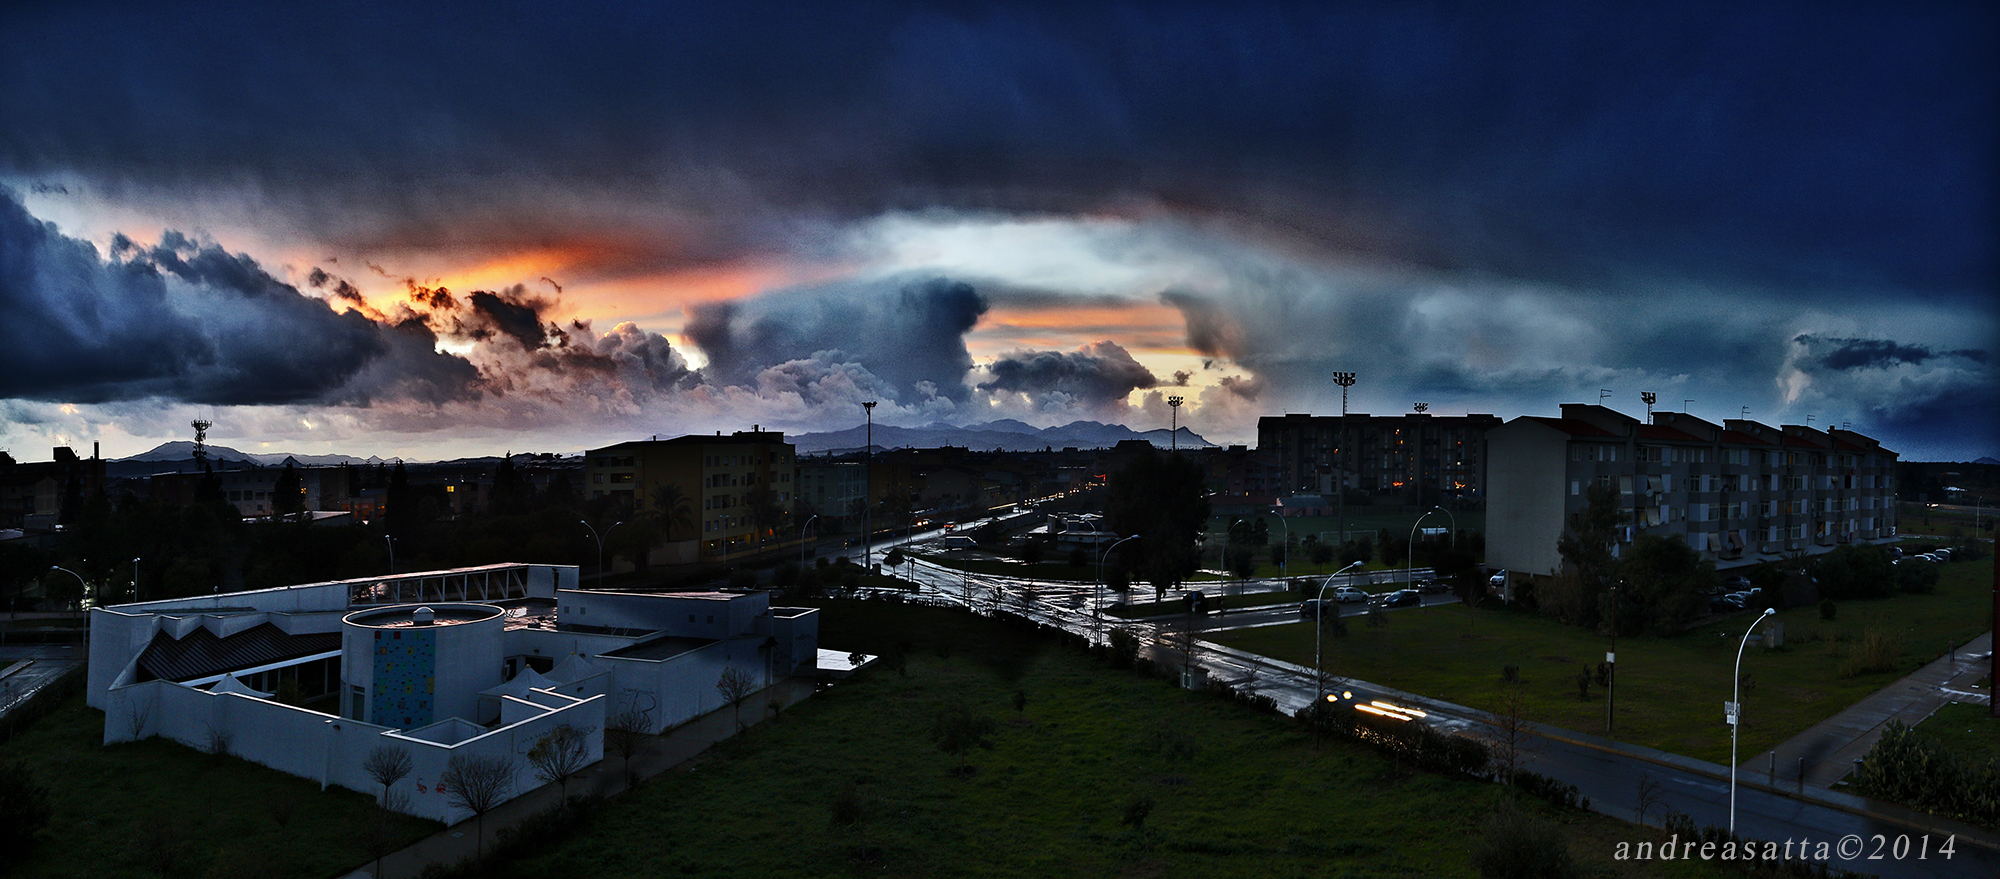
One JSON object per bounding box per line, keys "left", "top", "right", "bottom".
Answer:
{"left": 1745, "top": 630, "right": 1992, "bottom": 789}
{"left": 343, "top": 677, "right": 817, "bottom": 879}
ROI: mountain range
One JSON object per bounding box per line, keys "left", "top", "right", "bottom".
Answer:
{"left": 786, "top": 420, "right": 1215, "bottom": 455}
{"left": 103, "top": 421, "right": 1213, "bottom": 475}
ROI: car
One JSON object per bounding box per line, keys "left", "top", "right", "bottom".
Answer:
{"left": 1723, "top": 575, "right": 1753, "bottom": 591}
{"left": 1332, "top": 586, "right": 1369, "bottom": 603}
{"left": 1380, "top": 589, "right": 1422, "bottom": 608}
{"left": 1414, "top": 576, "right": 1449, "bottom": 594}
{"left": 1299, "top": 599, "right": 1338, "bottom": 619}
{"left": 1489, "top": 570, "right": 1508, "bottom": 588}
{"left": 1933, "top": 548, "right": 1954, "bottom": 560}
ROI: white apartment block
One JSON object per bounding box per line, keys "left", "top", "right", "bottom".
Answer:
{"left": 1487, "top": 404, "right": 1898, "bottom": 581}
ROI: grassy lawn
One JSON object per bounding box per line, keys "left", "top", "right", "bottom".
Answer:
{"left": 1, "top": 688, "right": 439, "bottom": 878}
{"left": 1916, "top": 702, "right": 2000, "bottom": 764}
{"left": 1213, "top": 558, "right": 1995, "bottom": 766}
{"left": 479, "top": 601, "right": 1727, "bottom": 879}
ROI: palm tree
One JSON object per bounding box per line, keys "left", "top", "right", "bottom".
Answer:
{"left": 652, "top": 484, "right": 695, "bottom": 542}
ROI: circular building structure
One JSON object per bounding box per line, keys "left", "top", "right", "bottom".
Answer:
{"left": 341, "top": 603, "right": 504, "bottom": 729}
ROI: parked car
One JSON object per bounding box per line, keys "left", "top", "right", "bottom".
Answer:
{"left": 1723, "top": 575, "right": 1753, "bottom": 591}
{"left": 1380, "top": 589, "right": 1422, "bottom": 608}
{"left": 1332, "top": 586, "right": 1369, "bottom": 603}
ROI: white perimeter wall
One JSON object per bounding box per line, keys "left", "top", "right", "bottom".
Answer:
{"left": 104, "top": 679, "right": 604, "bottom": 825}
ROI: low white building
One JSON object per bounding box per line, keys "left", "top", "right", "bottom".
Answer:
{"left": 87, "top": 563, "right": 818, "bottom": 824}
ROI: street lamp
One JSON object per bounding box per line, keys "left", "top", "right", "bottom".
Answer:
{"left": 800, "top": 514, "right": 819, "bottom": 570}
{"left": 384, "top": 535, "right": 395, "bottom": 576}
{"left": 1097, "top": 534, "right": 1142, "bottom": 644}
{"left": 1606, "top": 582, "right": 1620, "bottom": 734}
{"left": 1432, "top": 505, "right": 1456, "bottom": 549}
{"left": 579, "top": 519, "right": 622, "bottom": 583}
{"left": 1407, "top": 509, "right": 1441, "bottom": 590}
{"left": 1270, "top": 508, "right": 1289, "bottom": 582}
{"left": 49, "top": 565, "right": 89, "bottom": 610}
{"left": 1729, "top": 607, "right": 1777, "bottom": 835}
{"left": 1314, "top": 561, "right": 1365, "bottom": 703}
{"left": 862, "top": 401, "right": 876, "bottom": 570}
{"left": 131, "top": 557, "right": 142, "bottom": 604}
{"left": 1167, "top": 396, "right": 1184, "bottom": 452}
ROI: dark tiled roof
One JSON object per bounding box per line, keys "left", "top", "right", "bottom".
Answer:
{"left": 137, "top": 622, "right": 341, "bottom": 683}
{"left": 1521, "top": 417, "right": 1618, "bottom": 437}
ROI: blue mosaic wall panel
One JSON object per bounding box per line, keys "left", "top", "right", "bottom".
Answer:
{"left": 371, "top": 628, "right": 436, "bottom": 729}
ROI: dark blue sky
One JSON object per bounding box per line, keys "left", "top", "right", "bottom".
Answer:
{"left": 1, "top": 1, "right": 1993, "bottom": 459}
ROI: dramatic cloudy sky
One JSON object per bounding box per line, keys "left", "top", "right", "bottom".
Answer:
{"left": 1, "top": 1, "right": 1993, "bottom": 461}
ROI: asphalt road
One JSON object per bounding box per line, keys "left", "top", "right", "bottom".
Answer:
{"left": 866, "top": 545, "right": 2000, "bottom": 879}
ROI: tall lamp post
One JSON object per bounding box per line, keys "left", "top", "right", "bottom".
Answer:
{"left": 384, "top": 535, "right": 395, "bottom": 576}
{"left": 131, "top": 557, "right": 142, "bottom": 604}
{"left": 862, "top": 401, "right": 876, "bottom": 570}
{"left": 49, "top": 565, "right": 90, "bottom": 610}
{"left": 580, "top": 519, "right": 622, "bottom": 583}
{"left": 799, "top": 514, "right": 819, "bottom": 570}
{"left": 1270, "top": 508, "right": 1289, "bottom": 583}
{"left": 1167, "top": 396, "right": 1183, "bottom": 451}
{"left": 1606, "top": 582, "right": 1620, "bottom": 733}
{"left": 1407, "top": 509, "right": 1441, "bottom": 590}
{"left": 1729, "top": 607, "right": 1777, "bottom": 834}
{"left": 1097, "top": 534, "right": 1141, "bottom": 644}
{"left": 1314, "top": 561, "right": 1365, "bottom": 702}
{"left": 1432, "top": 505, "right": 1456, "bottom": 548}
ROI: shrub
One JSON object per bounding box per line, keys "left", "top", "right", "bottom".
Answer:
{"left": 1468, "top": 807, "right": 1578, "bottom": 879}
{"left": 1818, "top": 599, "right": 1836, "bottom": 621}
{"left": 1836, "top": 629, "right": 1902, "bottom": 678}
{"left": 0, "top": 760, "right": 52, "bottom": 852}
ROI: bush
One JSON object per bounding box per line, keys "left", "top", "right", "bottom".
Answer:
{"left": 1107, "top": 628, "right": 1140, "bottom": 669}
{"left": 1855, "top": 720, "right": 2000, "bottom": 829}
{"left": 1468, "top": 807, "right": 1578, "bottom": 879}
{"left": 0, "top": 759, "right": 52, "bottom": 852}
{"left": 1835, "top": 629, "right": 1902, "bottom": 678}
{"left": 1818, "top": 599, "right": 1836, "bottom": 621}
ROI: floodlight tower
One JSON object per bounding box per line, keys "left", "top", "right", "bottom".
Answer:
{"left": 1641, "top": 392, "right": 1656, "bottom": 421}
{"left": 1331, "top": 372, "right": 1356, "bottom": 551}
{"left": 1167, "top": 396, "right": 1184, "bottom": 451}
{"left": 862, "top": 401, "right": 876, "bottom": 570}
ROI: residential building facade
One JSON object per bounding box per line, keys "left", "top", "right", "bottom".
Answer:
{"left": 1258, "top": 412, "right": 1502, "bottom": 505}
{"left": 1486, "top": 404, "right": 1899, "bottom": 579}
{"left": 584, "top": 430, "right": 798, "bottom": 563}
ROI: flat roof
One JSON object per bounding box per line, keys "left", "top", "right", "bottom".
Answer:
{"left": 603, "top": 634, "right": 718, "bottom": 661}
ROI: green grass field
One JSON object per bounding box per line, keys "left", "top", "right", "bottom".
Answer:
{"left": 1916, "top": 702, "right": 2000, "bottom": 764}
{"left": 1213, "top": 558, "right": 1995, "bottom": 765}
{"left": 1, "top": 688, "right": 439, "bottom": 878}
{"left": 473, "top": 602, "right": 1727, "bottom": 879}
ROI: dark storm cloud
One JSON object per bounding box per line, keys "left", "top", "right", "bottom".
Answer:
{"left": 464, "top": 289, "right": 554, "bottom": 350}
{"left": 0, "top": 189, "right": 478, "bottom": 405}
{"left": 978, "top": 340, "right": 1158, "bottom": 407}
{"left": 686, "top": 275, "right": 988, "bottom": 402}
{"left": 1800, "top": 334, "right": 1992, "bottom": 371}
{"left": 0, "top": 2, "right": 1987, "bottom": 300}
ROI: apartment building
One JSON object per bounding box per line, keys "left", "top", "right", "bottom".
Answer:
{"left": 1486, "top": 404, "right": 1898, "bottom": 579}
{"left": 584, "top": 429, "right": 797, "bottom": 563}
{"left": 1257, "top": 412, "right": 1503, "bottom": 504}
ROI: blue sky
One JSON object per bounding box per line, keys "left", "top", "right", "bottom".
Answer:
{"left": 1, "top": 1, "right": 1993, "bottom": 460}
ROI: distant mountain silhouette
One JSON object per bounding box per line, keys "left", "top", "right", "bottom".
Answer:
{"left": 789, "top": 420, "right": 1215, "bottom": 455}
{"left": 109, "top": 441, "right": 394, "bottom": 477}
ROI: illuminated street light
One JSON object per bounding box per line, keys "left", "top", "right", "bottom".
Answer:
{"left": 1729, "top": 607, "right": 1778, "bottom": 834}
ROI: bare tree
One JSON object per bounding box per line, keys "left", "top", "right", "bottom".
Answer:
{"left": 716, "top": 666, "right": 758, "bottom": 730}
{"left": 527, "top": 723, "right": 595, "bottom": 800}
{"left": 362, "top": 745, "right": 415, "bottom": 808}
{"left": 602, "top": 701, "right": 652, "bottom": 791}
{"left": 440, "top": 752, "right": 514, "bottom": 860}
{"left": 1490, "top": 680, "right": 1532, "bottom": 789}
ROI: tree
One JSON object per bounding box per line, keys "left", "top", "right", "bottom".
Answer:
{"left": 527, "top": 723, "right": 595, "bottom": 800}
{"left": 1102, "top": 446, "right": 1209, "bottom": 600}
{"left": 440, "top": 752, "right": 514, "bottom": 860}
{"left": 362, "top": 745, "right": 414, "bottom": 808}
{"left": 716, "top": 666, "right": 759, "bottom": 730}
{"left": 603, "top": 702, "right": 652, "bottom": 791}
{"left": 1548, "top": 482, "right": 1620, "bottom": 627}
{"left": 1612, "top": 534, "right": 1715, "bottom": 635}
{"left": 931, "top": 704, "right": 997, "bottom": 776}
